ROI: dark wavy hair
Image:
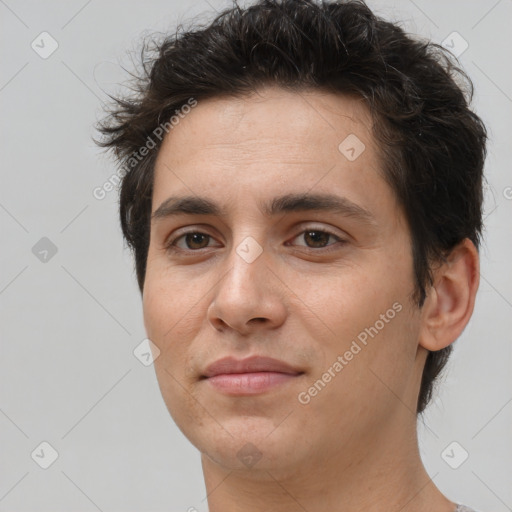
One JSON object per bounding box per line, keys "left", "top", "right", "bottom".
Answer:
{"left": 96, "top": 0, "right": 487, "bottom": 414}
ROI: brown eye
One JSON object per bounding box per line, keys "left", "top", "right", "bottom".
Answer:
{"left": 303, "top": 230, "right": 332, "bottom": 248}
{"left": 290, "top": 228, "right": 345, "bottom": 251}
{"left": 165, "top": 231, "right": 217, "bottom": 253}
{"left": 182, "top": 232, "right": 211, "bottom": 250}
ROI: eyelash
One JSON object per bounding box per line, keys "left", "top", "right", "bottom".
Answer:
{"left": 164, "top": 227, "right": 346, "bottom": 255}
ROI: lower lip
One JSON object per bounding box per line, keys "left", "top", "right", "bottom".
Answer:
{"left": 204, "top": 372, "right": 302, "bottom": 395}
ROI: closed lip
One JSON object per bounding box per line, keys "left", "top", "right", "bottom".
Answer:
{"left": 201, "top": 355, "right": 303, "bottom": 378}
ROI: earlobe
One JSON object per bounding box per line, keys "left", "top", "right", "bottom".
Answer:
{"left": 419, "top": 239, "right": 480, "bottom": 352}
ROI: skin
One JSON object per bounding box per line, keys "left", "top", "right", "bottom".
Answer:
{"left": 142, "top": 86, "right": 479, "bottom": 512}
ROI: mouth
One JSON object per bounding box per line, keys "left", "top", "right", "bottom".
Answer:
{"left": 200, "top": 355, "right": 305, "bottom": 395}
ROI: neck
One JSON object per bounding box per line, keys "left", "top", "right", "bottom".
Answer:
{"left": 201, "top": 412, "right": 455, "bottom": 512}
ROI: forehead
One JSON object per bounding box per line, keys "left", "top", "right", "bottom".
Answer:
{"left": 156, "top": 86, "right": 375, "bottom": 164}
{"left": 151, "top": 86, "right": 398, "bottom": 222}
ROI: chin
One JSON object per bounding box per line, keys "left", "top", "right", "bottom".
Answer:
{"left": 191, "top": 418, "right": 306, "bottom": 473}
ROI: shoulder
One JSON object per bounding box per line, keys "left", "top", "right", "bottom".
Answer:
{"left": 455, "top": 505, "right": 480, "bottom": 512}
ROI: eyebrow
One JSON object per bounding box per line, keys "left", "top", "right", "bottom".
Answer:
{"left": 152, "top": 192, "right": 377, "bottom": 226}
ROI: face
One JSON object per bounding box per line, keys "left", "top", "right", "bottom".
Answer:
{"left": 143, "top": 86, "right": 425, "bottom": 477}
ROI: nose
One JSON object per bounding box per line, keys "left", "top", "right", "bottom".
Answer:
{"left": 206, "top": 239, "right": 287, "bottom": 335}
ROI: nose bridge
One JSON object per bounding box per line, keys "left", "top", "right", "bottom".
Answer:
{"left": 223, "top": 232, "right": 267, "bottom": 294}
{"left": 234, "top": 233, "right": 265, "bottom": 267}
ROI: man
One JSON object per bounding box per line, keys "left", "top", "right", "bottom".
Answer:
{"left": 97, "top": 1, "right": 487, "bottom": 510}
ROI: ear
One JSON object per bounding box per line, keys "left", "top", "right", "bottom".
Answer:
{"left": 419, "top": 238, "right": 480, "bottom": 351}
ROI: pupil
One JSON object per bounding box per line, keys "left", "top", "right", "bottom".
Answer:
{"left": 187, "top": 233, "right": 208, "bottom": 249}
{"left": 305, "top": 231, "right": 328, "bottom": 247}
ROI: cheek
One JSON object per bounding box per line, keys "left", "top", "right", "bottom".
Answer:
{"left": 143, "top": 261, "right": 199, "bottom": 339}
{"left": 142, "top": 281, "right": 169, "bottom": 345}
{"left": 345, "top": 302, "right": 421, "bottom": 415}
{"left": 143, "top": 277, "right": 206, "bottom": 427}
{"left": 142, "top": 277, "right": 189, "bottom": 379}
{"left": 299, "top": 307, "right": 420, "bottom": 444}
{"left": 303, "top": 265, "right": 396, "bottom": 343}
{"left": 307, "top": 258, "right": 418, "bottom": 400}
{"left": 142, "top": 270, "right": 208, "bottom": 380}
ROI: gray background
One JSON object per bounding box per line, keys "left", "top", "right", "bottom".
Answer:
{"left": 1, "top": 0, "right": 511, "bottom": 511}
